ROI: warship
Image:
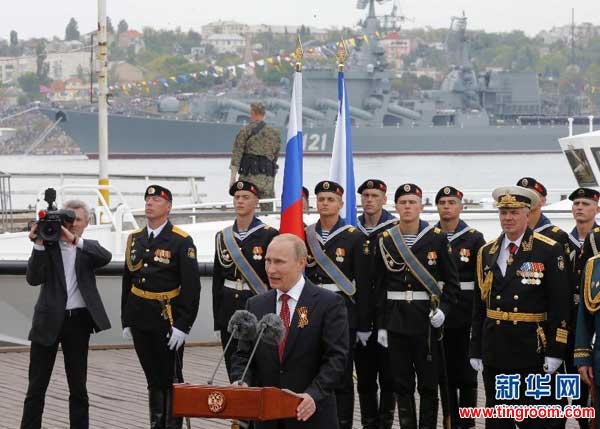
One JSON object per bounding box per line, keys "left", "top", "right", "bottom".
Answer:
{"left": 40, "top": 0, "right": 593, "bottom": 158}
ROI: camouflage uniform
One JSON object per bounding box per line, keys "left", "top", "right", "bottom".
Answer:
{"left": 230, "top": 120, "right": 281, "bottom": 211}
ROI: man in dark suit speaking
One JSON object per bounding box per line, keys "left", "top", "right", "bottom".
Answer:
{"left": 21, "top": 199, "right": 112, "bottom": 429}
{"left": 231, "top": 233, "right": 350, "bottom": 428}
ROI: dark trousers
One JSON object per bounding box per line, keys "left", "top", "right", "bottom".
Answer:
{"left": 336, "top": 329, "right": 356, "bottom": 429}
{"left": 388, "top": 331, "right": 440, "bottom": 428}
{"left": 132, "top": 325, "right": 184, "bottom": 388}
{"left": 482, "top": 366, "right": 564, "bottom": 429}
{"left": 444, "top": 326, "right": 478, "bottom": 428}
{"left": 21, "top": 308, "right": 93, "bottom": 429}
{"left": 355, "top": 332, "right": 394, "bottom": 426}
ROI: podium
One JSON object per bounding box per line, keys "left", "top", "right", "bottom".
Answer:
{"left": 172, "top": 384, "right": 303, "bottom": 420}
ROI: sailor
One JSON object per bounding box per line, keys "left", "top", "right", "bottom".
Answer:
{"left": 569, "top": 187, "right": 600, "bottom": 282}
{"left": 304, "top": 180, "right": 369, "bottom": 429}
{"left": 574, "top": 253, "right": 600, "bottom": 423}
{"left": 375, "top": 183, "right": 460, "bottom": 428}
{"left": 121, "top": 184, "right": 201, "bottom": 429}
{"left": 435, "top": 185, "right": 485, "bottom": 429}
{"left": 469, "top": 186, "right": 571, "bottom": 429}
{"left": 212, "top": 180, "right": 279, "bottom": 378}
{"left": 354, "top": 179, "right": 397, "bottom": 429}
{"left": 230, "top": 102, "right": 281, "bottom": 212}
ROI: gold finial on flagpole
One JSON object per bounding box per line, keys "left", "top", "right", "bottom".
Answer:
{"left": 336, "top": 38, "right": 349, "bottom": 72}
{"left": 293, "top": 35, "right": 303, "bottom": 72}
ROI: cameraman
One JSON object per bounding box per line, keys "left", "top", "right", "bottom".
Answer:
{"left": 21, "top": 199, "right": 112, "bottom": 429}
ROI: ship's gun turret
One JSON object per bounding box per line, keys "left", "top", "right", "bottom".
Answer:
{"left": 265, "top": 98, "right": 326, "bottom": 121}
{"left": 216, "top": 99, "right": 252, "bottom": 113}
{"left": 387, "top": 104, "right": 422, "bottom": 121}
{"left": 317, "top": 98, "right": 374, "bottom": 121}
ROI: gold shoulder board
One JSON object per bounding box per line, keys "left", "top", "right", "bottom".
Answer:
{"left": 263, "top": 225, "right": 271, "bottom": 230}
{"left": 552, "top": 226, "right": 560, "bottom": 233}
{"left": 533, "top": 232, "right": 557, "bottom": 246}
{"left": 348, "top": 227, "right": 355, "bottom": 232}
{"left": 172, "top": 226, "right": 190, "bottom": 238}
{"left": 595, "top": 227, "right": 600, "bottom": 233}
{"left": 434, "top": 227, "right": 441, "bottom": 234}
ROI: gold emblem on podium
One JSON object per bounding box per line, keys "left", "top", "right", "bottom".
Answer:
{"left": 207, "top": 391, "right": 226, "bottom": 413}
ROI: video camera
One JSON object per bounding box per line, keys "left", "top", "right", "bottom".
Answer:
{"left": 37, "top": 188, "right": 75, "bottom": 243}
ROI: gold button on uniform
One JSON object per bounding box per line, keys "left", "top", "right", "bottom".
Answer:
{"left": 513, "top": 307, "right": 518, "bottom": 312}
{"left": 141, "top": 278, "right": 146, "bottom": 283}
{"left": 514, "top": 295, "right": 519, "bottom": 300}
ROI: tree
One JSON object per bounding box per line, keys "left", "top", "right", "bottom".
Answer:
{"left": 10, "top": 30, "right": 18, "bottom": 47}
{"left": 18, "top": 72, "right": 44, "bottom": 99}
{"left": 65, "top": 17, "right": 80, "bottom": 41}
{"left": 118, "top": 19, "right": 129, "bottom": 34}
{"left": 35, "top": 40, "right": 49, "bottom": 82}
{"left": 106, "top": 16, "right": 115, "bottom": 34}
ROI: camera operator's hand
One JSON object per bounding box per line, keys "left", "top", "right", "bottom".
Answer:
{"left": 60, "top": 226, "right": 78, "bottom": 245}
{"left": 28, "top": 223, "right": 43, "bottom": 246}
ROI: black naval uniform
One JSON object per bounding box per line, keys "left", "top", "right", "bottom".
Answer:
{"left": 375, "top": 220, "right": 460, "bottom": 428}
{"left": 470, "top": 228, "right": 571, "bottom": 429}
{"left": 355, "top": 210, "right": 398, "bottom": 429}
{"left": 437, "top": 219, "right": 485, "bottom": 429}
{"left": 121, "top": 222, "right": 201, "bottom": 429}
{"left": 305, "top": 217, "right": 369, "bottom": 429}
{"left": 212, "top": 217, "right": 278, "bottom": 379}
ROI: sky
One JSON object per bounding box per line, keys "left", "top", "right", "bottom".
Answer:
{"left": 1, "top": 0, "right": 599, "bottom": 40}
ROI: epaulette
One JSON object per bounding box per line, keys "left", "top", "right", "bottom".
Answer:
{"left": 594, "top": 227, "right": 600, "bottom": 233}
{"left": 172, "top": 226, "right": 190, "bottom": 238}
{"left": 263, "top": 225, "right": 271, "bottom": 230}
{"left": 349, "top": 227, "right": 355, "bottom": 233}
{"left": 469, "top": 228, "right": 476, "bottom": 233}
{"left": 552, "top": 226, "right": 560, "bottom": 233}
{"left": 483, "top": 238, "right": 498, "bottom": 250}
{"left": 533, "top": 232, "right": 557, "bottom": 246}
{"left": 434, "top": 227, "right": 441, "bottom": 234}
{"left": 129, "top": 227, "right": 144, "bottom": 237}
{"left": 383, "top": 231, "right": 390, "bottom": 238}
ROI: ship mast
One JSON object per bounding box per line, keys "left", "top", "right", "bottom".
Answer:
{"left": 97, "top": 0, "right": 110, "bottom": 210}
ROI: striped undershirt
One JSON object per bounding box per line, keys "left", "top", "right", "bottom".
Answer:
{"left": 403, "top": 234, "right": 417, "bottom": 247}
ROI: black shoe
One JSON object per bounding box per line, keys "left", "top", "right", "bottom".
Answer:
{"left": 148, "top": 388, "right": 166, "bottom": 429}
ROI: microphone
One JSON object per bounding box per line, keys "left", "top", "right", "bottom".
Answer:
{"left": 207, "top": 310, "right": 258, "bottom": 385}
{"left": 238, "top": 313, "right": 285, "bottom": 385}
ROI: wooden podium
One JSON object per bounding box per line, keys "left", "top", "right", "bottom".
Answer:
{"left": 172, "top": 384, "right": 303, "bottom": 420}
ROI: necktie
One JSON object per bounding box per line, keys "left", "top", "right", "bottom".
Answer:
{"left": 149, "top": 231, "right": 154, "bottom": 242}
{"left": 507, "top": 242, "right": 518, "bottom": 266}
{"left": 278, "top": 294, "right": 290, "bottom": 362}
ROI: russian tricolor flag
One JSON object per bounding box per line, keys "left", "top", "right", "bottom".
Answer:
{"left": 329, "top": 70, "right": 357, "bottom": 226}
{"left": 279, "top": 68, "right": 304, "bottom": 238}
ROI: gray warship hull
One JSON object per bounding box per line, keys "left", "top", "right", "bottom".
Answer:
{"left": 40, "top": 108, "right": 587, "bottom": 158}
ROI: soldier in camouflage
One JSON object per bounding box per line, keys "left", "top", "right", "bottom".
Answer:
{"left": 230, "top": 102, "right": 281, "bottom": 212}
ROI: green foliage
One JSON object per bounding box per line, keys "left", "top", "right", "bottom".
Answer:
{"left": 65, "top": 18, "right": 80, "bottom": 41}
{"left": 106, "top": 17, "right": 115, "bottom": 34}
{"left": 117, "top": 19, "right": 129, "bottom": 34}
{"left": 17, "top": 72, "right": 46, "bottom": 100}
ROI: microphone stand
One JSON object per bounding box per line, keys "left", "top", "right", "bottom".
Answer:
{"left": 238, "top": 324, "right": 267, "bottom": 386}
{"left": 207, "top": 326, "right": 238, "bottom": 385}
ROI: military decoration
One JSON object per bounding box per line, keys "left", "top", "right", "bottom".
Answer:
{"left": 154, "top": 249, "right": 171, "bottom": 264}
{"left": 252, "top": 246, "right": 263, "bottom": 260}
{"left": 335, "top": 248, "right": 345, "bottom": 262}
{"left": 459, "top": 248, "right": 470, "bottom": 263}
{"left": 297, "top": 306, "right": 309, "bottom": 328}
{"left": 363, "top": 240, "right": 370, "bottom": 255}
{"left": 427, "top": 251, "right": 438, "bottom": 266}
{"left": 557, "top": 256, "right": 565, "bottom": 271}
{"left": 517, "top": 262, "right": 545, "bottom": 285}
{"left": 187, "top": 247, "right": 196, "bottom": 259}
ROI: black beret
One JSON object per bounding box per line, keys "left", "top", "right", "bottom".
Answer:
{"left": 229, "top": 180, "right": 260, "bottom": 197}
{"left": 435, "top": 186, "right": 464, "bottom": 204}
{"left": 516, "top": 177, "right": 547, "bottom": 197}
{"left": 357, "top": 179, "right": 387, "bottom": 194}
{"left": 394, "top": 183, "right": 422, "bottom": 202}
{"left": 314, "top": 180, "right": 344, "bottom": 196}
{"left": 569, "top": 187, "right": 600, "bottom": 202}
{"left": 302, "top": 186, "right": 309, "bottom": 199}
{"left": 145, "top": 184, "right": 172, "bottom": 202}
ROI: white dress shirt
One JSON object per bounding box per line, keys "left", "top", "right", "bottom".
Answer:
{"left": 276, "top": 276, "right": 306, "bottom": 325}
{"left": 147, "top": 220, "right": 168, "bottom": 239}
{"left": 497, "top": 233, "right": 524, "bottom": 276}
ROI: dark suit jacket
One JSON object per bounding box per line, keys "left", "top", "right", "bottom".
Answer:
{"left": 26, "top": 239, "right": 112, "bottom": 346}
{"left": 230, "top": 280, "right": 349, "bottom": 429}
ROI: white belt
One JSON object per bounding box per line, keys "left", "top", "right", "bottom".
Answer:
{"left": 387, "top": 291, "right": 430, "bottom": 301}
{"left": 437, "top": 281, "right": 474, "bottom": 291}
{"left": 319, "top": 283, "right": 340, "bottom": 293}
{"left": 223, "top": 279, "right": 251, "bottom": 291}
{"left": 460, "top": 281, "right": 475, "bottom": 291}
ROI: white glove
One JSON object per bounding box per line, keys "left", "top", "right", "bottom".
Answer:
{"left": 214, "top": 330, "right": 221, "bottom": 341}
{"left": 429, "top": 309, "right": 445, "bottom": 328}
{"left": 122, "top": 327, "right": 132, "bottom": 340}
{"left": 356, "top": 331, "right": 372, "bottom": 347}
{"left": 377, "top": 329, "right": 388, "bottom": 348}
{"left": 167, "top": 327, "right": 187, "bottom": 350}
{"left": 544, "top": 357, "right": 563, "bottom": 374}
{"left": 470, "top": 358, "right": 483, "bottom": 372}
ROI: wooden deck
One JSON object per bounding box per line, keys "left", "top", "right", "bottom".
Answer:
{"left": 0, "top": 345, "right": 581, "bottom": 428}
